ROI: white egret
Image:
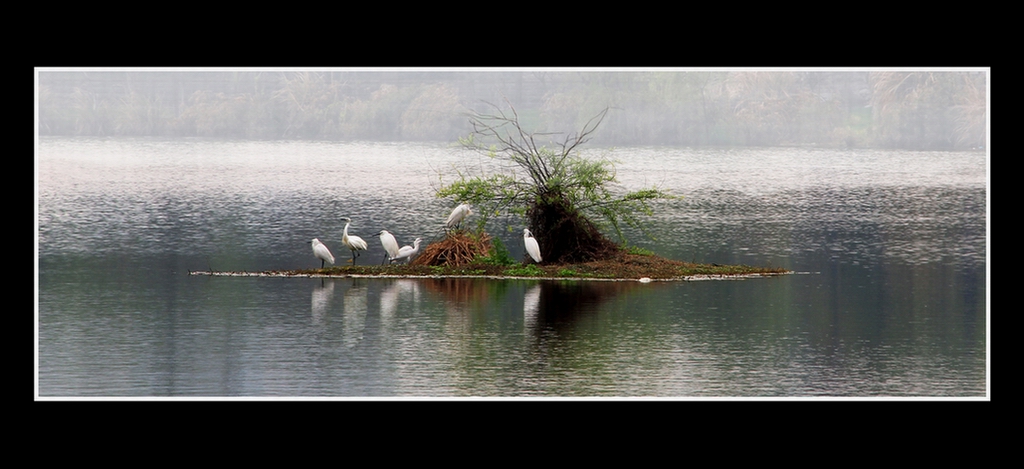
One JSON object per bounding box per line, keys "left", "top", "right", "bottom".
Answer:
{"left": 523, "top": 228, "right": 542, "bottom": 263}
{"left": 391, "top": 237, "right": 422, "bottom": 264}
{"left": 341, "top": 217, "right": 368, "bottom": 264}
{"left": 446, "top": 203, "right": 471, "bottom": 232}
{"left": 378, "top": 230, "right": 400, "bottom": 265}
{"left": 312, "top": 238, "right": 335, "bottom": 268}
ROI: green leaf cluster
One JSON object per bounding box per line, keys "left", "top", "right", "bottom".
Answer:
{"left": 439, "top": 101, "right": 676, "bottom": 244}
{"left": 473, "top": 237, "right": 517, "bottom": 266}
{"left": 623, "top": 245, "right": 656, "bottom": 256}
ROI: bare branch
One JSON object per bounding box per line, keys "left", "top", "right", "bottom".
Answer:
{"left": 447, "top": 99, "right": 670, "bottom": 256}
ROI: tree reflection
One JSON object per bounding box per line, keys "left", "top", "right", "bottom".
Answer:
{"left": 527, "top": 281, "right": 651, "bottom": 328}
{"left": 422, "top": 278, "right": 499, "bottom": 316}
{"left": 422, "top": 277, "right": 660, "bottom": 329}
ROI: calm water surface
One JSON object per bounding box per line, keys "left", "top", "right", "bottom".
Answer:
{"left": 36, "top": 138, "right": 988, "bottom": 398}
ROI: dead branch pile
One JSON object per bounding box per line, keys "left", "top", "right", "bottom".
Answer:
{"left": 411, "top": 232, "right": 492, "bottom": 267}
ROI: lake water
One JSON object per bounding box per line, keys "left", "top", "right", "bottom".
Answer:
{"left": 36, "top": 138, "right": 988, "bottom": 399}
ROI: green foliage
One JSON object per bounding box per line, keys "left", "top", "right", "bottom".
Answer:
{"left": 473, "top": 237, "right": 517, "bottom": 266}
{"left": 504, "top": 264, "right": 544, "bottom": 277}
{"left": 623, "top": 245, "right": 655, "bottom": 256}
{"left": 439, "top": 101, "right": 676, "bottom": 246}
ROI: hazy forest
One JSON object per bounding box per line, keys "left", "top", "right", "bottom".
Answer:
{"left": 36, "top": 70, "right": 987, "bottom": 150}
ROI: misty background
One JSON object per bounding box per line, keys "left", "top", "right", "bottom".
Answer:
{"left": 37, "top": 69, "right": 986, "bottom": 150}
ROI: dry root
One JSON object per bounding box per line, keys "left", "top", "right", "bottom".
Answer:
{"left": 412, "top": 231, "right": 492, "bottom": 267}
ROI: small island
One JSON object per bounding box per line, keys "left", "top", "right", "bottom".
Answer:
{"left": 193, "top": 102, "right": 788, "bottom": 282}
{"left": 189, "top": 243, "right": 788, "bottom": 282}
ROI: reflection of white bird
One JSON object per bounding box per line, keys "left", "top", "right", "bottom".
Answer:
{"left": 392, "top": 238, "right": 422, "bottom": 264}
{"left": 446, "top": 204, "right": 471, "bottom": 231}
{"left": 312, "top": 238, "right": 335, "bottom": 268}
{"left": 341, "top": 217, "right": 368, "bottom": 264}
{"left": 523, "top": 228, "right": 542, "bottom": 263}
{"left": 378, "top": 230, "right": 400, "bottom": 265}
{"left": 311, "top": 279, "right": 335, "bottom": 325}
{"left": 342, "top": 283, "right": 368, "bottom": 347}
{"left": 523, "top": 283, "right": 541, "bottom": 329}
{"left": 380, "top": 281, "right": 401, "bottom": 319}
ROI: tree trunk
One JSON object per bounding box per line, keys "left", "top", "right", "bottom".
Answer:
{"left": 527, "top": 191, "right": 619, "bottom": 264}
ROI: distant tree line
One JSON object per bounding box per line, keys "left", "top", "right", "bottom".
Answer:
{"left": 36, "top": 70, "right": 986, "bottom": 150}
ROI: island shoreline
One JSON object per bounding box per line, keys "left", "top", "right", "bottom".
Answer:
{"left": 188, "top": 270, "right": 791, "bottom": 282}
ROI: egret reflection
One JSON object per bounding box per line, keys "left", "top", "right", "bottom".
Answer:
{"left": 523, "top": 283, "right": 541, "bottom": 330}
{"left": 311, "top": 278, "right": 335, "bottom": 324}
{"left": 380, "top": 279, "right": 421, "bottom": 321}
{"left": 419, "top": 278, "right": 653, "bottom": 331}
{"left": 522, "top": 281, "right": 655, "bottom": 331}
{"left": 342, "top": 281, "right": 368, "bottom": 346}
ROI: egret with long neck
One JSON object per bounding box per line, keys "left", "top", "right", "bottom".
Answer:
{"left": 341, "top": 217, "right": 368, "bottom": 264}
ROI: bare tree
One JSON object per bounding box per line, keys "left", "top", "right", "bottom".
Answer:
{"left": 439, "top": 100, "right": 674, "bottom": 264}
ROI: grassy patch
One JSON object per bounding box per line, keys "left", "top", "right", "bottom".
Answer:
{"left": 623, "top": 245, "right": 655, "bottom": 256}
{"left": 474, "top": 237, "right": 517, "bottom": 266}
{"left": 677, "top": 262, "right": 787, "bottom": 276}
{"left": 504, "top": 264, "right": 544, "bottom": 277}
